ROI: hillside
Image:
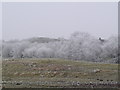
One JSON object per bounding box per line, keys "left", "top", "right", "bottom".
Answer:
{"left": 2, "top": 58, "right": 118, "bottom": 88}
{"left": 5, "top": 37, "right": 61, "bottom": 44}
{"left": 24, "top": 37, "right": 60, "bottom": 43}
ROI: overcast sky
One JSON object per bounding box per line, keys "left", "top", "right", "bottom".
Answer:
{"left": 2, "top": 2, "right": 118, "bottom": 41}
{"left": 0, "top": 3, "right": 2, "bottom": 40}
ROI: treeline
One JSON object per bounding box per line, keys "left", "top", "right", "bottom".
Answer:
{"left": 1, "top": 32, "right": 118, "bottom": 63}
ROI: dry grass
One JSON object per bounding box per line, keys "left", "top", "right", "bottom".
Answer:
{"left": 2, "top": 58, "right": 118, "bottom": 88}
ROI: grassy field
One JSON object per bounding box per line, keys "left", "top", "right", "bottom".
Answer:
{"left": 2, "top": 58, "right": 118, "bottom": 88}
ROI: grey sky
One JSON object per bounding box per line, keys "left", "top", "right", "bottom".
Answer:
{"left": 0, "top": 3, "right": 2, "bottom": 40}
{"left": 3, "top": 2, "right": 118, "bottom": 41}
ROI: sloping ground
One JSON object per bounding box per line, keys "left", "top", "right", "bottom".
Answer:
{"left": 24, "top": 37, "right": 60, "bottom": 43}
{"left": 2, "top": 58, "right": 118, "bottom": 88}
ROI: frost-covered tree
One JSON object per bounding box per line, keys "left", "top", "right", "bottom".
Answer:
{"left": 2, "top": 31, "right": 118, "bottom": 63}
{"left": 0, "top": 41, "right": 2, "bottom": 58}
{"left": 36, "top": 46, "right": 54, "bottom": 58}
{"left": 66, "top": 32, "right": 102, "bottom": 61}
{"left": 100, "top": 36, "right": 118, "bottom": 59}
{"left": 11, "top": 41, "right": 30, "bottom": 58}
{"left": 2, "top": 43, "right": 14, "bottom": 58}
